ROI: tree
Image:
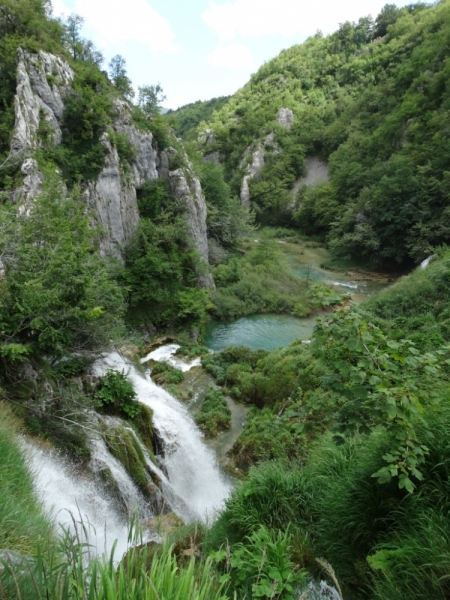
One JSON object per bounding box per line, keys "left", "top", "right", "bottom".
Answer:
{"left": 63, "top": 13, "right": 83, "bottom": 59}
{"left": 373, "top": 4, "right": 400, "bottom": 37}
{"left": 109, "top": 54, "right": 134, "bottom": 100}
{"left": 0, "top": 168, "right": 125, "bottom": 365}
{"left": 137, "top": 84, "right": 166, "bottom": 118}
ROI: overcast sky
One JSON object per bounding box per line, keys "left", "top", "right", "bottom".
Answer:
{"left": 51, "top": 0, "right": 426, "bottom": 109}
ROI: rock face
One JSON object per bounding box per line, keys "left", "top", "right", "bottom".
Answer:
{"left": 168, "top": 167, "right": 215, "bottom": 289}
{"left": 240, "top": 133, "right": 277, "bottom": 206}
{"left": 10, "top": 49, "right": 214, "bottom": 283}
{"left": 276, "top": 107, "right": 294, "bottom": 129}
{"left": 11, "top": 48, "right": 74, "bottom": 157}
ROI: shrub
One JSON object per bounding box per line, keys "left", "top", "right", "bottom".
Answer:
{"left": 151, "top": 362, "right": 184, "bottom": 385}
{"left": 194, "top": 388, "right": 231, "bottom": 438}
{"left": 94, "top": 370, "right": 140, "bottom": 419}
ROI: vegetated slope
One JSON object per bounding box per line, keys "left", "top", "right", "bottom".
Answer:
{"left": 200, "top": 1, "right": 450, "bottom": 269}
{"left": 204, "top": 252, "right": 450, "bottom": 599}
{"left": 165, "top": 96, "right": 231, "bottom": 141}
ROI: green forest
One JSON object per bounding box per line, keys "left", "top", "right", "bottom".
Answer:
{"left": 198, "top": 1, "right": 450, "bottom": 269}
{"left": 1, "top": 1, "right": 450, "bottom": 599}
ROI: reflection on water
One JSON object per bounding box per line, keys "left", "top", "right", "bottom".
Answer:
{"left": 204, "top": 314, "right": 316, "bottom": 352}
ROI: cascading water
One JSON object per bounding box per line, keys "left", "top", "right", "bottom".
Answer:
{"left": 141, "top": 344, "right": 202, "bottom": 372}
{"left": 420, "top": 254, "right": 435, "bottom": 269}
{"left": 24, "top": 439, "right": 155, "bottom": 559}
{"left": 94, "top": 350, "right": 232, "bottom": 523}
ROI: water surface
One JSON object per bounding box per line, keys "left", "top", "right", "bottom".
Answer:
{"left": 204, "top": 314, "right": 316, "bottom": 352}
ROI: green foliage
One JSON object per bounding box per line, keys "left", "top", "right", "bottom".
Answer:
{"left": 1, "top": 526, "right": 228, "bottom": 600}
{"left": 108, "top": 54, "right": 134, "bottom": 100}
{"left": 108, "top": 130, "right": 137, "bottom": 165}
{"left": 0, "top": 404, "right": 53, "bottom": 554}
{"left": 0, "top": 169, "right": 124, "bottom": 365}
{"left": 194, "top": 388, "right": 231, "bottom": 438}
{"left": 204, "top": 461, "right": 306, "bottom": 552}
{"left": 311, "top": 308, "right": 450, "bottom": 491}
{"left": 103, "top": 425, "right": 147, "bottom": 488}
{"left": 62, "top": 14, "right": 103, "bottom": 66}
{"left": 137, "top": 84, "right": 166, "bottom": 118}
{"left": 45, "top": 64, "right": 114, "bottom": 184}
{"left": 212, "top": 525, "right": 306, "bottom": 599}
{"left": 211, "top": 241, "right": 326, "bottom": 320}
{"left": 230, "top": 407, "right": 306, "bottom": 469}
{"left": 151, "top": 362, "right": 184, "bottom": 385}
{"left": 199, "top": 161, "right": 250, "bottom": 248}
{"left": 122, "top": 194, "right": 210, "bottom": 329}
{"left": 165, "top": 96, "right": 231, "bottom": 141}
{"left": 202, "top": 0, "right": 450, "bottom": 267}
{"left": 24, "top": 383, "right": 93, "bottom": 460}
{"left": 94, "top": 370, "right": 139, "bottom": 419}
{"left": 53, "top": 358, "right": 87, "bottom": 381}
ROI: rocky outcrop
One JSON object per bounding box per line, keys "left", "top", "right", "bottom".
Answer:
{"left": 12, "top": 158, "right": 42, "bottom": 208}
{"left": 11, "top": 49, "right": 74, "bottom": 157}
{"left": 83, "top": 133, "right": 140, "bottom": 256}
{"left": 9, "top": 49, "right": 214, "bottom": 284}
{"left": 199, "top": 129, "right": 222, "bottom": 165}
{"left": 277, "top": 107, "right": 294, "bottom": 129}
{"left": 240, "top": 133, "right": 277, "bottom": 206}
{"left": 168, "top": 166, "right": 215, "bottom": 289}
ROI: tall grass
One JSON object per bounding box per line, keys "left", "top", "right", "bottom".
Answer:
{"left": 0, "top": 402, "right": 53, "bottom": 555}
{"left": 1, "top": 524, "right": 228, "bottom": 600}
{"left": 207, "top": 402, "right": 450, "bottom": 599}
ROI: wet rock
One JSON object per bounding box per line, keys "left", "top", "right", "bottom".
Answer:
{"left": 145, "top": 512, "right": 184, "bottom": 537}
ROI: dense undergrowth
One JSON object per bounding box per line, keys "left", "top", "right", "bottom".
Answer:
{"left": 201, "top": 250, "right": 450, "bottom": 598}
{"left": 211, "top": 235, "right": 345, "bottom": 320}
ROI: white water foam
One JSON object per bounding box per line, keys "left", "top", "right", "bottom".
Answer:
{"left": 94, "top": 352, "right": 232, "bottom": 523}
{"left": 24, "top": 440, "right": 150, "bottom": 559}
{"left": 420, "top": 255, "right": 435, "bottom": 270}
{"left": 141, "top": 344, "right": 201, "bottom": 372}
{"left": 330, "top": 280, "right": 358, "bottom": 290}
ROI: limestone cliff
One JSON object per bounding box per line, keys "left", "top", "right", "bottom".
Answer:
{"left": 10, "top": 48, "right": 214, "bottom": 287}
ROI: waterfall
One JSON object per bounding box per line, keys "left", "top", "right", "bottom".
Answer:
{"left": 94, "top": 351, "right": 232, "bottom": 523}
{"left": 24, "top": 440, "right": 156, "bottom": 559}
{"left": 141, "top": 344, "right": 202, "bottom": 372}
{"left": 420, "top": 254, "right": 435, "bottom": 269}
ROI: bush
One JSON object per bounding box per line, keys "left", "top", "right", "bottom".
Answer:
{"left": 151, "top": 362, "right": 184, "bottom": 385}
{"left": 194, "top": 388, "right": 231, "bottom": 438}
{"left": 212, "top": 525, "right": 307, "bottom": 600}
{"left": 94, "top": 370, "right": 140, "bottom": 419}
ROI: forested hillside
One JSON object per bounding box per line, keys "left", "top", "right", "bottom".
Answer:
{"left": 165, "top": 95, "right": 231, "bottom": 140}
{"left": 200, "top": 1, "right": 450, "bottom": 269}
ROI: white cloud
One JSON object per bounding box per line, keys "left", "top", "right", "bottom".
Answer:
{"left": 74, "top": 0, "right": 179, "bottom": 54}
{"left": 207, "top": 43, "right": 255, "bottom": 70}
{"left": 50, "top": 0, "right": 69, "bottom": 18}
{"left": 202, "top": 0, "right": 393, "bottom": 40}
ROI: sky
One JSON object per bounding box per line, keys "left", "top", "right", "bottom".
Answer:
{"left": 51, "top": 0, "right": 424, "bottom": 110}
